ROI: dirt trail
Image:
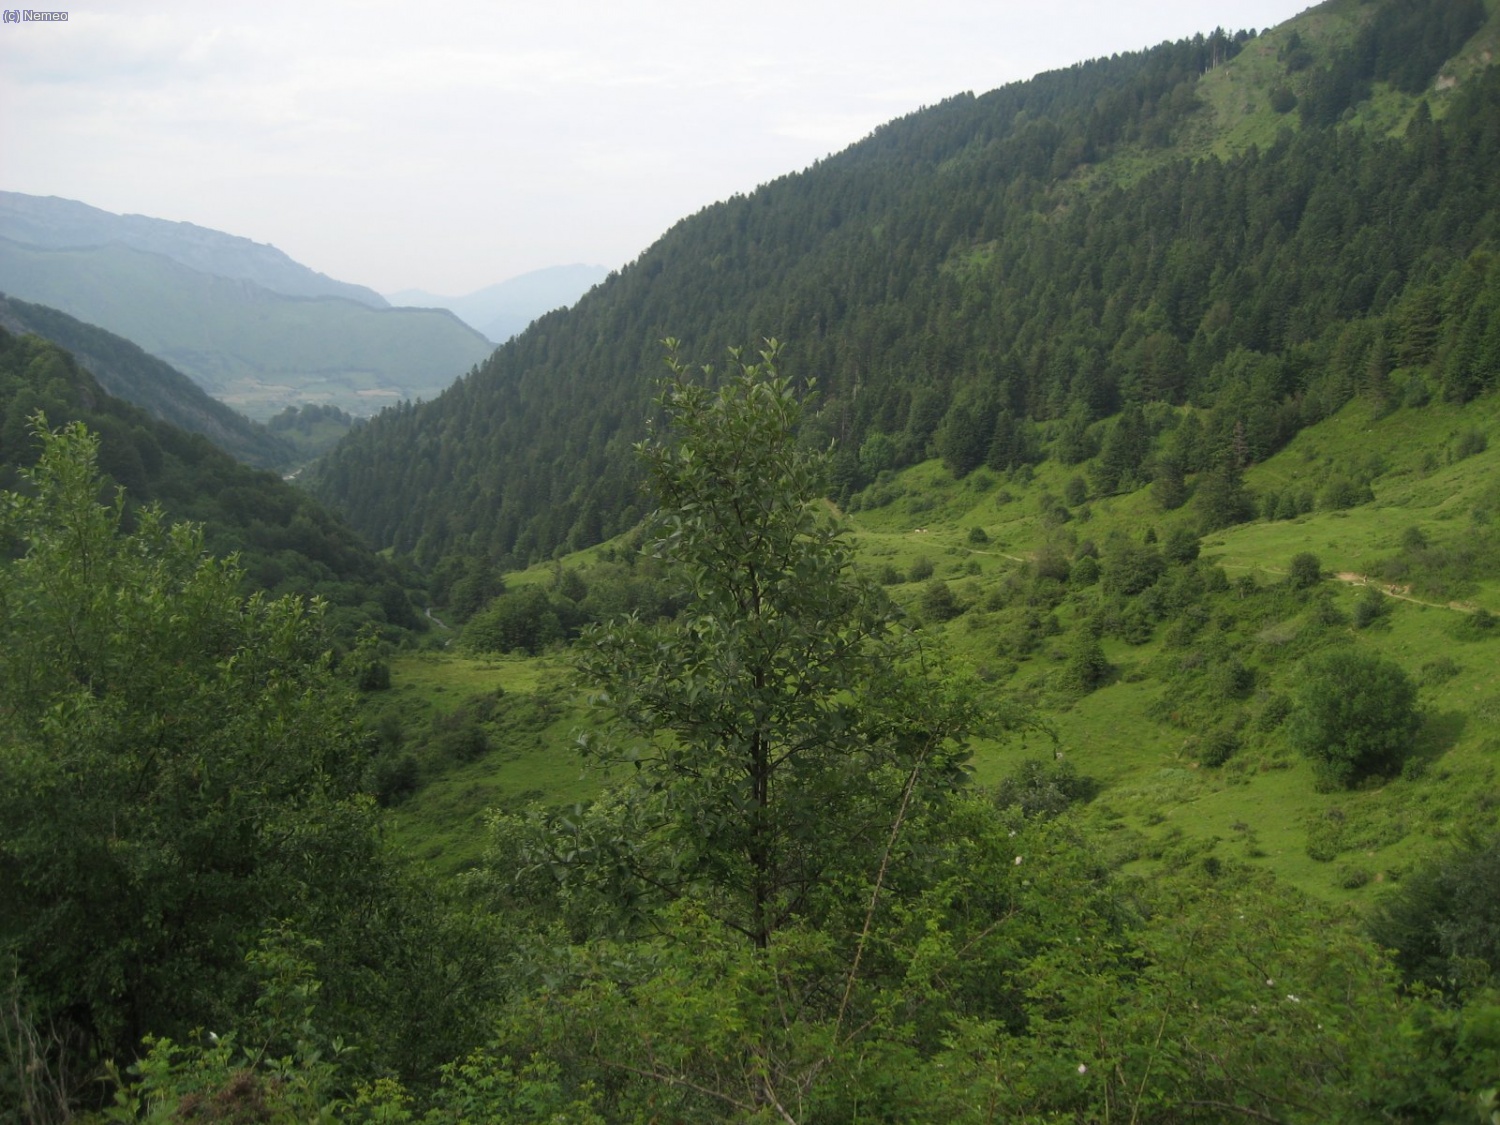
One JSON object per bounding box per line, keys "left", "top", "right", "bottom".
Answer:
{"left": 1201, "top": 562, "right": 1481, "bottom": 615}
{"left": 1331, "top": 572, "right": 1479, "bottom": 614}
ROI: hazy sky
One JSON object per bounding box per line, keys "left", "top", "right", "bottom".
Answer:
{"left": 2, "top": 1, "right": 1311, "bottom": 296}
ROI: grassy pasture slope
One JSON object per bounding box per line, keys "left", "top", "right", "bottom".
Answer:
{"left": 376, "top": 394, "right": 1499, "bottom": 898}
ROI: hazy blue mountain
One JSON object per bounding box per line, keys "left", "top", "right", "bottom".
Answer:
{"left": 387, "top": 263, "right": 608, "bottom": 342}
{"left": 0, "top": 191, "right": 388, "bottom": 307}
{"left": 0, "top": 237, "right": 494, "bottom": 420}
{"left": 0, "top": 294, "right": 293, "bottom": 469}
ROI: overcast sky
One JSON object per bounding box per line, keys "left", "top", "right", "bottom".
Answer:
{"left": 2, "top": 1, "right": 1310, "bottom": 296}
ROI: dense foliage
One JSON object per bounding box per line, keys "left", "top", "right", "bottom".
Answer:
{"left": 76, "top": 359, "right": 1500, "bottom": 1123}
{"left": 0, "top": 326, "right": 419, "bottom": 637}
{"left": 0, "top": 427, "right": 511, "bottom": 1119}
{"left": 8, "top": 3, "right": 1500, "bottom": 1118}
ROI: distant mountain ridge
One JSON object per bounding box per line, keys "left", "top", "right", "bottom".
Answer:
{"left": 388, "top": 264, "right": 609, "bottom": 343}
{"left": 0, "top": 191, "right": 389, "bottom": 307}
{"left": 0, "top": 233, "right": 495, "bottom": 420}
{"left": 0, "top": 294, "right": 293, "bottom": 469}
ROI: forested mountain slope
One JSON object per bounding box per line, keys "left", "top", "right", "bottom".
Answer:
{"left": 311, "top": 0, "right": 1500, "bottom": 569}
{"left": 0, "top": 294, "right": 293, "bottom": 470}
{"left": 0, "top": 326, "right": 419, "bottom": 636}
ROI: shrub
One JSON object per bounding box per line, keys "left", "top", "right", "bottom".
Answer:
{"left": 993, "top": 757, "right": 1096, "bottom": 819}
{"left": 1320, "top": 476, "right": 1373, "bottom": 511}
{"left": 1306, "top": 812, "right": 1345, "bottom": 862}
{"left": 907, "top": 556, "right": 935, "bottom": 582}
{"left": 1256, "top": 693, "right": 1293, "bottom": 731}
{"left": 967, "top": 526, "right": 989, "bottom": 545}
{"left": 1070, "top": 555, "right": 1100, "bottom": 586}
{"left": 1453, "top": 428, "right": 1489, "bottom": 461}
{"left": 1454, "top": 606, "right": 1497, "bottom": 640}
{"left": 1352, "top": 588, "right": 1389, "bottom": 629}
{"left": 1163, "top": 527, "right": 1200, "bottom": 565}
{"left": 1420, "top": 656, "right": 1460, "bottom": 686}
{"left": 1289, "top": 648, "right": 1420, "bottom": 789}
{"left": 1338, "top": 865, "right": 1371, "bottom": 890}
{"left": 1199, "top": 728, "right": 1240, "bottom": 767}
{"left": 1287, "top": 551, "right": 1321, "bottom": 589}
{"left": 367, "top": 752, "right": 421, "bottom": 806}
{"left": 1100, "top": 538, "right": 1165, "bottom": 596}
{"left": 920, "top": 579, "right": 962, "bottom": 622}
{"left": 1211, "top": 656, "right": 1254, "bottom": 701}
{"left": 1059, "top": 633, "right": 1111, "bottom": 695}
{"left": 1367, "top": 830, "right": 1500, "bottom": 994}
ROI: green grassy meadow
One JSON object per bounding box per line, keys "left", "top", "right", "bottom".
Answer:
{"left": 372, "top": 393, "right": 1499, "bottom": 903}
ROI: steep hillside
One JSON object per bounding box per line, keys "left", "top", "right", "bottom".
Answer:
{"left": 0, "top": 237, "right": 495, "bottom": 419}
{"left": 310, "top": 0, "right": 1500, "bottom": 571}
{"left": 0, "top": 326, "right": 420, "bottom": 638}
{"left": 374, "top": 390, "right": 1500, "bottom": 902}
{"left": 0, "top": 294, "right": 293, "bottom": 469}
{"left": 0, "top": 191, "right": 388, "bottom": 307}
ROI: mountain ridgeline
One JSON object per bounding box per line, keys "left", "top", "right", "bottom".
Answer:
{"left": 310, "top": 0, "right": 1500, "bottom": 572}
{"left": 0, "top": 191, "right": 389, "bottom": 307}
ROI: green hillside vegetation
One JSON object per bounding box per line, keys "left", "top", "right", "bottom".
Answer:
{"left": 10, "top": 0, "right": 1500, "bottom": 1118}
{"left": 0, "top": 294, "right": 294, "bottom": 469}
{"left": 379, "top": 385, "right": 1499, "bottom": 906}
{"left": 0, "top": 326, "right": 420, "bottom": 638}
{"left": 18, "top": 352, "right": 1498, "bottom": 1122}
{"left": 313, "top": 4, "right": 1500, "bottom": 574}
{"left": 0, "top": 238, "right": 494, "bottom": 419}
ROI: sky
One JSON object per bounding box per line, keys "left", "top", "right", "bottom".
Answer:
{"left": 2, "top": 0, "right": 1312, "bottom": 296}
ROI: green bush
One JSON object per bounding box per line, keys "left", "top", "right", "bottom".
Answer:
{"left": 1287, "top": 551, "right": 1322, "bottom": 589}
{"left": 1452, "top": 428, "right": 1488, "bottom": 461}
{"left": 993, "top": 757, "right": 1096, "bottom": 818}
{"left": 1320, "top": 476, "right": 1373, "bottom": 511}
{"left": 1352, "top": 588, "right": 1390, "bottom": 629}
{"left": 1163, "top": 527, "right": 1201, "bottom": 565}
{"left": 1289, "top": 648, "right": 1420, "bottom": 789}
{"left": 1058, "top": 633, "right": 1111, "bottom": 695}
{"left": 1070, "top": 554, "right": 1100, "bottom": 586}
{"left": 1454, "top": 606, "right": 1497, "bottom": 640}
{"left": 1420, "top": 656, "right": 1461, "bottom": 686}
{"left": 1367, "top": 830, "right": 1500, "bottom": 994}
{"left": 1338, "top": 865, "right": 1371, "bottom": 890}
{"left": 1199, "top": 728, "right": 1240, "bottom": 768}
{"left": 920, "top": 578, "right": 963, "bottom": 622}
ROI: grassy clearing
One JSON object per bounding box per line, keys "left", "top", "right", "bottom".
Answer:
{"left": 368, "top": 652, "right": 602, "bottom": 874}
{"left": 379, "top": 394, "right": 1500, "bottom": 901}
